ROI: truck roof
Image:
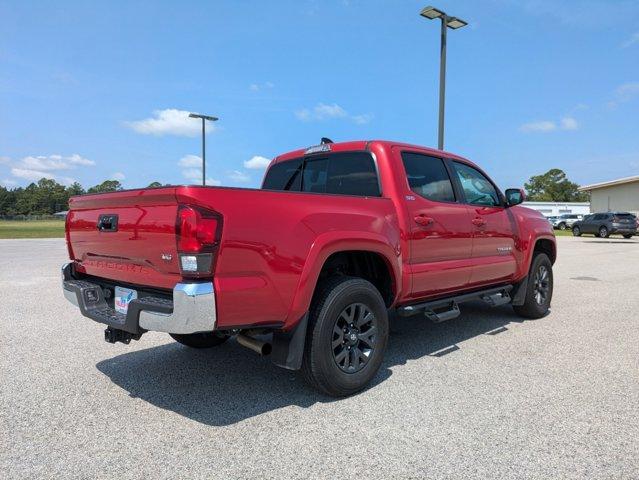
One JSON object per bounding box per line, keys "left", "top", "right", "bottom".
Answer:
{"left": 273, "top": 140, "right": 470, "bottom": 165}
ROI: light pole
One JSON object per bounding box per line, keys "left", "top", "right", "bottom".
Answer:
{"left": 419, "top": 6, "right": 467, "bottom": 150}
{"left": 188, "top": 112, "right": 219, "bottom": 185}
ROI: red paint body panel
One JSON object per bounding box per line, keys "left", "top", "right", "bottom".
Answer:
{"left": 65, "top": 140, "right": 555, "bottom": 331}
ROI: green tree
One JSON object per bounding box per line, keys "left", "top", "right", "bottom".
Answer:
{"left": 147, "top": 181, "right": 163, "bottom": 188}
{"left": 524, "top": 169, "right": 589, "bottom": 202}
{"left": 66, "top": 182, "right": 85, "bottom": 197}
{"left": 87, "top": 180, "right": 123, "bottom": 194}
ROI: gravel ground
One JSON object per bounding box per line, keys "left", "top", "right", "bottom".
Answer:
{"left": 1, "top": 237, "right": 638, "bottom": 479}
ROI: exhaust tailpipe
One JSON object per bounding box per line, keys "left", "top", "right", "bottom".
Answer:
{"left": 237, "top": 334, "right": 272, "bottom": 356}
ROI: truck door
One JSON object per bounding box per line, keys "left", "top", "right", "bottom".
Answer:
{"left": 449, "top": 160, "right": 517, "bottom": 286}
{"left": 396, "top": 149, "right": 474, "bottom": 299}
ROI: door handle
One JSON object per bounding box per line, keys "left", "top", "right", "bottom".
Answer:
{"left": 414, "top": 215, "right": 434, "bottom": 226}
{"left": 472, "top": 217, "right": 486, "bottom": 227}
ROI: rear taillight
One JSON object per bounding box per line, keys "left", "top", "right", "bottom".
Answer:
{"left": 176, "top": 205, "right": 222, "bottom": 278}
{"left": 65, "top": 212, "right": 75, "bottom": 260}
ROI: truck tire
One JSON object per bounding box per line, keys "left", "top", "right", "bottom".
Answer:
{"left": 301, "top": 276, "right": 388, "bottom": 397}
{"left": 572, "top": 226, "right": 581, "bottom": 236}
{"left": 623, "top": 234, "right": 633, "bottom": 239}
{"left": 513, "top": 253, "right": 553, "bottom": 319}
{"left": 170, "top": 332, "right": 229, "bottom": 348}
{"left": 598, "top": 226, "right": 609, "bottom": 238}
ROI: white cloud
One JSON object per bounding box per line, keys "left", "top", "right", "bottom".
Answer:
{"left": 622, "top": 32, "right": 639, "bottom": 48}
{"left": 243, "top": 155, "right": 271, "bottom": 170}
{"left": 178, "top": 154, "right": 202, "bottom": 168}
{"left": 0, "top": 156, "right": 10, "bottom": 165}
{"left": 17, "top": 154, "right": 94, "bottom": 171}
{"left": 228, "top": 170, "right": 250, "bottom": 182}
{"left": 125, "top": 109, "right": 216, "bottom": 137}
{"left": 178, "top": 156, "right": 221, "bottom": 186}
{"left": 560, "top": 117, "right": 579, "bottom": 130}
{"left": 295, "top": 102, "right": 371, "bottom": 124}
{"left": 519, "top": 120, "right": 557, "bottom": 132}
{"left": 520, "top": 116, "right": 579, "bottom": 133}
{"left": 5, "top": 154, "right": 93, "bottom": 185}
{"left": 296, "top": 103, "right": 347, "bottom": 121}
{"left": 10, "top": 168, "right": 75, "bottom": 185}
{"left": 1, "top": 179, "right": 17, "bottom": 187}
{"left": 112, "top": 172, "right": 126, "bottom": 181}
{"left": 351, "top": 113, "right": 374, "bottom": 125}
{"left": 249, "top": 81, "right": 274, "bottom": 92}
{"left": 607, "top": 82, "right": 639, "bottom": 108}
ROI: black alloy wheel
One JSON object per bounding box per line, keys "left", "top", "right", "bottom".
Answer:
{"left": 331, "top": 303, "right": 378, "bottom": 373}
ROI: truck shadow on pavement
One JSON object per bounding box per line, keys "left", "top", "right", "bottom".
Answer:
{"left": 96, "top": 302, "right": 530, "bottom": 426}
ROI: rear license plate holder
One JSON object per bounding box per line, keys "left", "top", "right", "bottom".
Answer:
{"left": 114, "top": 286, "right": 138, "bottom": 315}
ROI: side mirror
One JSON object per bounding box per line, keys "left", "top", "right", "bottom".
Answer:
{"left": 505, "top": 188, "right": 525, "bottom": 206}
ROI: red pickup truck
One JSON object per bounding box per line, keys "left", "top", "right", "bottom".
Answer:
{"left": 62, "top": 140, "right": 556, "bottom": 396}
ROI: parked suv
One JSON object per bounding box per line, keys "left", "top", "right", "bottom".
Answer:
{"left": 572, "top": 212, "right": 637, "bottom": 238}
{"left": 552, "top": 213, "right": 583, "bottom": 230}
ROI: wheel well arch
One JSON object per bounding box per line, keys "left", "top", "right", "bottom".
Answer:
{"left": 317, "top": 250, "right": 396, "bottom": 307}
{"left": 533, "top": 238, "right": 556, "bottom": 264}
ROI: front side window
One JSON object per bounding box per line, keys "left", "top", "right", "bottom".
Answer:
{"left": 401, "top": 152, "right": 455, "bottom": 202}
{"left": 262, "top": 152, "right": 380, "bottom": 197}
{"left": 452, "top": 161, "right": 501, "bottom": 206}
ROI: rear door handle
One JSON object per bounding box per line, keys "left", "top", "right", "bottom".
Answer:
{"left": 414, "top": 215, "right": 434, "bottom": 226}
{"left": 472, "top": 217, "right": 486, "bottom": 227}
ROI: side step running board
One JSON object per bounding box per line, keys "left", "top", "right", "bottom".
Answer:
{"left": 397, "top": 285, "right": 513, "bottom": 323}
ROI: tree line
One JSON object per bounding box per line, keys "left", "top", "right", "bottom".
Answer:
{"left": 0, "top": 179, "right": 163, "bottom": 216}
{"left": 0, "top": 168, "right": 587, "bottom": 216}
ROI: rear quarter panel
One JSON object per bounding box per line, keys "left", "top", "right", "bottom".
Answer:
{"left": 176, "top": 186, "right": 401, "bottom": 329}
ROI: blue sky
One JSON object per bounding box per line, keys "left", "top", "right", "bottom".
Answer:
{"left": 1, "top": 0, "right": 638, "bottom": 191}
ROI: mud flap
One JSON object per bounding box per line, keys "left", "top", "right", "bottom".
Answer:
{"left": 511, "top": 276, "right": 528, "bottom": 306}
{"left": 270, "top": 313, "right": 308, "bottom": 370}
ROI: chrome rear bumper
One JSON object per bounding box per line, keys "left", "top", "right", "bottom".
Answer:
{"left": 61, "top": 263, "right": 216, "bottom": 335}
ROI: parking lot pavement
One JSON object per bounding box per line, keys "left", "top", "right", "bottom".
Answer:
{"left": 1, "top": 236, "right": 638, "bottom": 479}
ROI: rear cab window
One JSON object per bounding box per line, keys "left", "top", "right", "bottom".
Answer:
{"left": 262, "top": 152, "right": 380, "bottom": 197}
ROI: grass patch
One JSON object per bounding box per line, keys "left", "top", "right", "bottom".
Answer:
{"left": 0, "top": 220, "right": 65, "bottom": 239}
{"left": 554, "top": 229, "right": 573, "bottom": 236}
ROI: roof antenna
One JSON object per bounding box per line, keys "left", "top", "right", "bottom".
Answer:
{"left": 321, "top": 137, "right": 333, "bottom": 144}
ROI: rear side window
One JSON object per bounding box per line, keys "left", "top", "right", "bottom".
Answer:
{"left": 401, "top": 152, "right": 455, "bottom": 202}
{"left": 262, "top": 152, "right": 380, "bottom": 197}
{"left": 262, "top": 158, "right": 302, "bottom": 191}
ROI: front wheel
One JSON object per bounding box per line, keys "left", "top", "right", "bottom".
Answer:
{"left": 572, "top": 226, "right": 581, "bottom": 236}
{"left": 301, "top": 276, "right": 389, "bottom": 397}
{"left": 170, "top": 331, "right": 229, "bottom": 348}
{"left": 513, "top": 253, "right": 553, "bottom": 319}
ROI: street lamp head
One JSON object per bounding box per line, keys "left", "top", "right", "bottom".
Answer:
{"left": 420, "top": 6, "right": 445, "bottom": 20}
{"left": 189, "top": 113, "right": 219, "bottom": 122}
{"left": 446, "top": 17, "right": 468, "bottom": 29}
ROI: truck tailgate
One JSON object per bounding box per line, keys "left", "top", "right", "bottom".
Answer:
{"left": 67, "top": 188, "right": 181, "bottom": 289}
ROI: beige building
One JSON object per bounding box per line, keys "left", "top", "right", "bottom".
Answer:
{"left": 579, "top": 175, "right": 639, "bottom": 215}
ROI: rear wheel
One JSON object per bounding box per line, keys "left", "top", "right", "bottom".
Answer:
{"left": 558, "top": 222, "right": 567, "bottom": 231}
{"left": 623, "top": 234, "right": 633, "bottom": 239}
{"left": 513, "top": 253, "right": 553, "bottom": 319}
{"left": 572, "top": 226, "right": 581, "bottom": 236}
{"left": 599, "top": 226, "right": 609, "bottom": 238}
{"left": 301, "top": 276, "right": 388, "bottom": 397}
{"left": 170, "top": 331, "right": 229, "bottom": 348}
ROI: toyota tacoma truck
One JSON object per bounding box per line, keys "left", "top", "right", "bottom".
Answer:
{"left": 62, "top": 140, "right": 556, "bottom": 396}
